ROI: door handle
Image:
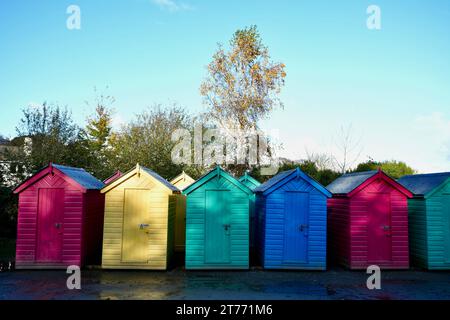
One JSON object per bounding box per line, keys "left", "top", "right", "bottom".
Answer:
{"left": 382, "top": 225, "right": 392, "bottom": 237}
{"left": 139, "top": 223, "right": 150, "bottom": 229}
{"left": 223, "top": 224, "right": 231, "bottom": 231}
{"left": 299, "top": 224, "right": 308, "bottom": 232}
{"left": 54, "top": 223, "right": 61, "bottom": 229}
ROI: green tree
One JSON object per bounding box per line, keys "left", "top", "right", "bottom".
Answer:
{"left": 0, "top": 186, "right": 17, "bottom": 238}
{"left": 251, "top": 157, "right": 340, "bottom": 186}
{"left": 1, "top": 104, "right": 89, "bottom": 238}
{"left": 10, "top": 103, "right": 90, "bottom": 179}
{"left": 86, "top": 105, "right": 113, "bottom": 153}
{"left": 353, "top": 159, "right": 378, "bottom": 172}
{"left": 109, "top": 104, "right": 194, "bottom": 179}
{"left": 85, "top": 101, "right": 115, "bottom": 180}
{"left": 353, "top": 159, "right": 416, "bottom": 179}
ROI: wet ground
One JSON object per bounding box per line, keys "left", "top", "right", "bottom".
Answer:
{"left": 1, "top": 267, "right": 450, "bottom": 300}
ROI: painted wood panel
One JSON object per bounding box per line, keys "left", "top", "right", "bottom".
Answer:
{"left": 171, "top": 172, "right": 195, "bottom": 191}
{"left": 327, "top": 197, "right": 350, "bottom": 267}
{"left": 122, "top": 189, "right": 152, "bottom": 263}
{"left": 283, "top": 192, "right": 308, "bottom": 263}
{"left": 14, "top": 164, "right": 104, "bottom": 269}
{"left": 328, "top": 171, "right": 411, "bottom": 270}
{"left": 256, "top": 168, "right": 330, "bottom": 270}
{"left": 205, "top": 190, "right": 231, "bottom": 263}
{"left": 425, "top": 184, "right": 450, "bottom": 269}
{"left": 173, "top": 195, "right": 186, "bottom": 252}
{"left": 101, "top": 165, "right": 179, "bottom": 270}
{"left": 407, "top": 198, "right": 428, "bottom": 268}
{"left": 444, "top": 194, "right": 450, "bottom": 263}
{"left": 184, "top": 168, "right": 251, "bottom": 270}
{"left": 36, "top": 188, "right": 64, "bottom": 262}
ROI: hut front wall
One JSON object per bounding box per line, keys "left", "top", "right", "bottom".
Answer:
{"left": 102, "top": 174, "right": 172, "bottom": 269}
{"left": 185, "top": 176, "right": 249, "bottom": 269}
{"left": 349, "top": 179, "right": 409, "bottom": 269}
{"left": 172, "top": 179, "right": 194, "bottom": 191}
{"left": 241, "top": 179, "right": 258, "bottom": 190}
{"left": 16, "top": 173, "right": 84, "bottom": 268}
{"left": 426, "top": 182, "right": 450, "bottom": 269}
{"left": 262, "top": 177, "right": 327, "bottom": 270}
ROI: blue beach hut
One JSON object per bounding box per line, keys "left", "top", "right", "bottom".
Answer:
{"left": 254, "top": 168, "right": 331, "bottom": 270}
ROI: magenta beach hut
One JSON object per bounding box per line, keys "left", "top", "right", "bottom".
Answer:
{"left": 13, "top": 163, "right": 105, "bottom": 269}
{"left": 103, "top": 170, "right": 123, "bottom": 185}
{"left": 327, "top": 170, "right": 413, "bottom": 269}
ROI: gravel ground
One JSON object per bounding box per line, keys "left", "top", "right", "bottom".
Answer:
{"left": 1, "top": 267, "right": 450, "bottom": 300}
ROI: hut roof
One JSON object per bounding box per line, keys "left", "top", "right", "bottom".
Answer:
{"left": 398, "top": 172, "right": 450, "bottom": 197}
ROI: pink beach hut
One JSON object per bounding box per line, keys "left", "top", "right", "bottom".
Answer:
{"left": 103, "top": 170, "right": 123, "bottom": 185}
{"left": 327, "top": 170, "right": 413, "bottom": 269}
{"left": 13, "top": 163, "right": 105, "bottom": 269}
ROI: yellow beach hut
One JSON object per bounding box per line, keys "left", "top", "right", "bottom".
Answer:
{"left": 170, "top": 171, "right": 195, "bottom": 190}
{"left": 101, "top": 164, "right": 183, "bottom": 270}
{"left": 170, "top": 171, "right": 195, "bottom": 252}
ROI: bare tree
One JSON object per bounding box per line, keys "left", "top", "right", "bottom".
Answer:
{"left": 305, "top": 149, "right": 334, "bottom": 171}
{"left": 332, "top": 124, "right": 363, "bottom": 174}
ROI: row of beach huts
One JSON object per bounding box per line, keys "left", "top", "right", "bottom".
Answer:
{"left": 12, "top": 163, "right": 450, "bottom": 270}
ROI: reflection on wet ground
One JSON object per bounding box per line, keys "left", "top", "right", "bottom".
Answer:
{"left": 1, "top": 267, "right": 449, "bottom": 300}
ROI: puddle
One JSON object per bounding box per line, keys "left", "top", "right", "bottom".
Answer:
{"left": 1, "top": 269, "right": 450, "bottom": 300}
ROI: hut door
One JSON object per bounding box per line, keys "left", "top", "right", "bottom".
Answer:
{"left": 122, "top": 189, "right": 151, "bottom": 263}
{"left": 36, "top": 188, "right": 64, "bottom": 262}
{"left": 205, "top": 190, "right": 230, "bottom": 264}
{"left": 368, "top": 193, "right": 392, "bottom": 263}
{"left": 444, "top": 194, "right": 450, "bottom": 263}
{"left": 283, "top": 192, "right": 308, "bottom": 264}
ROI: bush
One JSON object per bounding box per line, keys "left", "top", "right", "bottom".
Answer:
{"left": 0, "top": 187, "right": 18, "bottom": 238}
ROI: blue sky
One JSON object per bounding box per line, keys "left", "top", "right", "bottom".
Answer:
{"left": 0, "top": 0, "right": 449, "bottom": 172}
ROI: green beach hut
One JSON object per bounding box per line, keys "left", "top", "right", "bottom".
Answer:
{"left": 398, "top": 172, "right": 450, "bottom": 270}
{"left": 184, "top": 167, "right": 253, "bottom": 269}
{"left": 239, "top": 172, "right": 261, "bottom": 190}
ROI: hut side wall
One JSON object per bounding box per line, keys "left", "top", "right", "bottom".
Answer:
{"left": 408, "top": 198, "right": 428, "bottom": 269}
{"left": 82, "top": 190, "right": 105, "bottom": 266}
{"left": 173, "top": 194, "right": 186, "bottom": 252}
{"left": 327, "top": 197, "right": 350, "bottom": 267}
{"left": 255, "top": 194, "right": 266, "bottom": 266}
